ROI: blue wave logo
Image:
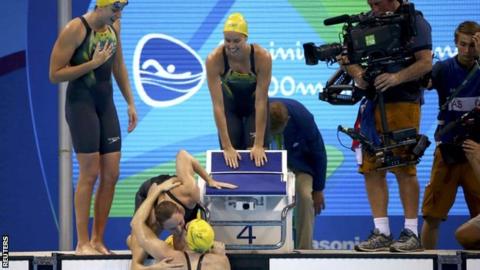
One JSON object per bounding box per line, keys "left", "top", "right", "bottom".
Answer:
{"left": 133, "top": 34, "right": 205, "bottom": 107}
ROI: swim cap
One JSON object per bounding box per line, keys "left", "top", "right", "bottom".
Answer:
{"left": 223, "top": 13, "right": 248, "bottom": 37}
{"left": 96, "top": 0, "right": 128, "bottom": 8}
{"left": 186, "top": 219, "right": 215, "bottom": 253}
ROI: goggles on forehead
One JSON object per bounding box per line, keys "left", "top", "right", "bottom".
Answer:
{"left": 111, "top": 1, "right": 128, "bottom": 11}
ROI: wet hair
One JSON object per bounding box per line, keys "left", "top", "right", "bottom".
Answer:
{"left": 154, "top": 200, "right": 180, "bottom": 226}
{"left": 269, "top": 102, "right": 289, "bottom": 133}
{"left": 455, "top": 21, "right": 480, "bottom": 43}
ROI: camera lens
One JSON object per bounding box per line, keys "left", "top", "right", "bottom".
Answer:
{"left": 242, "top": 203, "right": 250, "bottom": 210}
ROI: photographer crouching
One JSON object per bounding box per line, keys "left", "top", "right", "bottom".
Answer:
{"left": 421, "top": 21, "right": 480, "bottom": 250}
{"left": 338, "top": 0, "right": 432, "bottom": 252}
{"left": 455, "top": 139, "right": 480, "bottom": 250}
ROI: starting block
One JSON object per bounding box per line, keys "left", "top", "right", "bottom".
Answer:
{"left": 199, "top": 150, "right": 295, "bottom": 252}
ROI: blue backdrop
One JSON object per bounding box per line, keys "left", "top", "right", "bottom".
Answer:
{"left": 1, "top": 0, "right": 479, "bottom": 251}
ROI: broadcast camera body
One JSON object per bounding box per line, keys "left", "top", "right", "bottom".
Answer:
{"left": 303, "top": 2, "right": 416, "bottom": 66}
{"left": 303, "top": 1, "right": 431, "bottom": 170}
{"left": 303, "top": 1, "right": 418, "bottom": 105}
{"left": 433, "top": 107, "right": 480, "bottom": 164}
{"left": 437, "top": 107, "right": 480, "bottom": 145}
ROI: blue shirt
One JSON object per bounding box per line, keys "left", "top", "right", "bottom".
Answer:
{"left": 270, "top": 98, "right": 327, "bottom": 191}
{"left": 377, "top": 9, "right": 432, "bottom": 103}
{"left": 432, "top": 57, "right": 480, "bottom": 143}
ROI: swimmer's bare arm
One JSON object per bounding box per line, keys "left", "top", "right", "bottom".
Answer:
{"left": 250, "top": 45, "right": 271, "bottom": 167}
{"left": 49, "top": 18, "right": 114, "bottom": 83}
{"left": 111, "top": 19, "right": 137, "bottom": 133}
{"left": 131, "top": 181, "right": 182, "bottom": 260}
{"left": 128, "top": 234, "right": 183, "bottom": 270}
{"left": 206, "top": 50, "right": 241, "bottom": 168}
{"left": 127, "top": 234, "right": 148, "bottom": 270}
{"left": 175, "top": 150, "right": 238, "bottom": 190}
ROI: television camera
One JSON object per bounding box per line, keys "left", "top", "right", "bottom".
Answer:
{"left": 303, "top": 1, "right": 431, "bottom": 170}
{"left": 437, "top": 107, "right": 480, "bottom": 144}
{"left": 303, "top": 1, "right": 418, "bottom": 105}
{"left": 434, "top": 107, "right": 480, "bottom": 164}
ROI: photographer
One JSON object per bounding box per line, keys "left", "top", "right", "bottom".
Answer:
{"left": 421, "top": 21, "right": 480, "bottom": 250}
{"left": 340, "top": 0, "right": 432, "bottom": 252}
{"left": 455, "top": 139, "right": 480, "bottom": 250}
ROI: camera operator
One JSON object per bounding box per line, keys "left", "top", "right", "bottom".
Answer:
{"left": 421, "top": 21, "right": 480, "bottom": 250}
{"left": 339, "top": 0, "right": 432, "bottom": 252}
{"left": 455, "top": 139, "right": 480, "bottom": 250}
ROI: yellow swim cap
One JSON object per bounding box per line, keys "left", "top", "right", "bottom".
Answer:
{"left": 223, "top": 13, "right": 248, "bottom": 37}
{"left": 96, "top": 0, "right": 128, "bottom": 8}
{"left": 186, "top": 219, "right": 215, "bottom": 253}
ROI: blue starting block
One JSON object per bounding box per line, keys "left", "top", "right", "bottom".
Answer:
{"left": 199, "top": 150, "right": 295, "bottom": 252}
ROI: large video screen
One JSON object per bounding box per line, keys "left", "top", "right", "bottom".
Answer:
{"left": 77, "top": 0, "right": 480, "bottom": 218}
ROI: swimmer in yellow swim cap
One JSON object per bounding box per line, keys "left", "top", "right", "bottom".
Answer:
{"left": 206, "top": 13, "right": 272, "bottom": 170}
